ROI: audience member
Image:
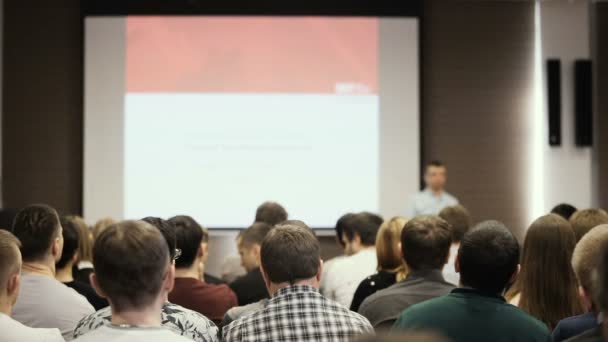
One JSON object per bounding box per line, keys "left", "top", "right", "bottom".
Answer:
{"left": 350, "top": 216, "right": 408, "bottom": 312}
{"left": 553, "top": 224, "right": 608, "bottom": 341}
{"left": 199, "top": 226, "right": 225, "bottom": 284}
{"left": 552, "top": 203, "right": 578, "bottom": 221}
{"left": 570, "top": 209, "right": 608, "bottom": 241}
{"left": 69, "top": 216, "right": 95, "bottom": 286}
{"left": 73, "top": 217, "right": 218, "bottom": 342}
{"left": 506, "top": 214, "right": 584, "bottom": 329}
{"left": 10, "top": 204, "right": 94, "bottom": 340}
{"left": 438, "top": 204, "right": 472, "bottom": 285}
{"left": 392, "top": 220, "right": 550, "bottom": 342}
{"left": 0, "top": 230, "right": 64, "bottom": 342}
{"left": 229, "top": 222, "right": 273, "bottom": 305}
{"left": 407, "top": 161, "right": 459, "bottom": 217}
{"left": 254, "top": 201, "right": 287, "bottom": 226}
{"left": 320, "top": 213, "right": 356, "bottom": 292}
{"left": 55, "top": 216, "right": 108, "bottom": 310}
{"left": 358, "top": 216, "right": 454, "bottom": 328}
{"left": 322, "top": 213, "right": 382, "bottom": 307}
{"left": 168, "top": 215, "right": 237, "bottom": 325}
{"left": 91, "top": 217, "right": 115, "bottom": 241}
{"left": 222, "top": 223, "right": 373, "bottom": 341}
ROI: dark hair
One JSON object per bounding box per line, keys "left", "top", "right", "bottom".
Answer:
{"left": 335, "top": 213, "right": 356, "bottom": 247}
{"left": 93, "top": 220, "right": 169, "bottom": 312}
{"left": 570, "top": 209, "right": 608, "bottom": 241}
{"left": 255, "top": 202, "right": 288, "bottom": 226}
{"left": 551, "top": 203, "right": 578, "bottom": 220}
{"left": 427, "top": 160, "right": 445, "bottom": 169}
{"left": 458, "top": 220, "right": 519, "bottom": 293}
{"left": 11, "top": 204, "right": 61, "bottom": 262}
{"left": 438, "top": 205, "right": 472, "bottom": 243}
{"left": 343, "top": 213, "right": 382, "bottom": 246}
{"left": 240, "top": 222, "right": 273, "bottom": 246}
{"left": 401, "top": 216, "right": 452, "bottom": 271}
{"left": 361, "top": 212, "right": 384, "bottom": 227}
{"left": 168, "top": 215, "right": 204, "bottom": 268}
{"left": 56, "top": 216, "right": 80, "bottom": 269}
{"left": 261, "top": 224, "right": 320, "bottom": 284}
{"left": 143, "top": 217, "right": 177, "bottom": 261}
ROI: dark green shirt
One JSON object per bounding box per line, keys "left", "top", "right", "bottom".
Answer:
{"left": 393, "top": 288, "right": 551, "bottom": 342}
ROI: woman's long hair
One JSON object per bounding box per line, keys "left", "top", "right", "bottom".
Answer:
{"left": 507, "top": 214, "right": 584, "bottom": 329}
{"left": 376, "top": 216, "right": 408, "bottom": 281}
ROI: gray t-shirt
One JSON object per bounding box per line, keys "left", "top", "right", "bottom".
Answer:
{"left": 73, "top": 325, "right": 192, "bottom": 342}
{"left": 12, "top": 274, "right": 95, "bottom": 341}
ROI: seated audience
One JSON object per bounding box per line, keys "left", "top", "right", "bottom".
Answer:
{"left": 10, "top": 204, "right": 94, "bottom": 340}
{"left": 69, "top": 216, "right": 94, "bottom": 286}
{"left": 222, "top": 223, "right": 373, "bottom": 341}
{"left": 506, "top": 214, "right": 584, "bottom": 329}
{"left": 71, "top": 220, "right": 192, "bottom": 342}
{"left": 553, "top": 224, "right": 608, "bottom": 341}
{"left": 73, "top": 217, "right": 218, "bottom": 342}
{"left": 570, "top": 208, "right": 608, "bottom": 241}
{"left": 358, "top": 216, "right": 455, "bottom": 328}
{"left": 199, "top": 227, "right": 225, "bottom": 285}
{"left": 55, "top": 216, "right": 108, "bottom": 310}
{"left": 322, "top": 213, "right": 382, "bottom": 307}
{"left": 229, "top": 223, "right": 273, "bottom": 305}
{"left": 438, "top": 204, "right": 472, "bottom": 285}
{"left": 552, "top": 203, "right": 578, "bottom": 221}
{"left": 320, "top": 213, "right": 355, "bottom": 292}
{"left": 0, "top": 230, "right": 64, "bottom": 342}
{"left": 350, "top": 216, "right": 408, "bottom": 312}
{"left": 392, "top": 220, "right": 550, "bottom": 342}
{"left": 254, "top": 201, "right": 288, "bottom": 226}
{"left": 168, "top": 215, "right": 237, "bottom": 325}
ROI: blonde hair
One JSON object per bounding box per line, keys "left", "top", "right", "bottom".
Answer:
{"left": 93, "top": 217, "right": 117, "bottom": 241}
{"left": 67, "top": 215, "right": 93, "bottom": 262}
{"left": 376, "top": 216, "right": 408, "bottom": 281}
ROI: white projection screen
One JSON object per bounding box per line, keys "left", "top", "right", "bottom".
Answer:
{"left": 84, "top": 16, "right": 419, "bottom": 229}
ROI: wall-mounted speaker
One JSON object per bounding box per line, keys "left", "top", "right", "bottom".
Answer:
{"left": 575, "top": 60, "right": 593, "bottom": 147}
{"left": 547, "top": 59, "right": 561, "bottom": 146}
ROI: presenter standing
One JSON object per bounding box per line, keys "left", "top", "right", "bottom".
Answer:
{"left": 407, "top": 161, "right": 459, "bottom": 218}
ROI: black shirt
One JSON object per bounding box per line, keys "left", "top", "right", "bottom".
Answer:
{"left": 204, "top": 273, "right": 226, "bottom": 285}
{"left": 350, "top": 270, "right": 397, "bottom": 312}
{"left": 229, "top": 268, "right": 268, "bottom": 306}
{"left": 64, "top": 280, "right": 109, "bottom": 310}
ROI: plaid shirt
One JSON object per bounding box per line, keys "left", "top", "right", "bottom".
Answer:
{"left": 222, "top": 285, "right": 374, "bottom": 342}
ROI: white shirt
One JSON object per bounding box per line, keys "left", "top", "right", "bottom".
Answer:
{"left": 407, "top": 188, "right": 459, "bottom": 218}
{"left": 320, "top": 249, "right": 377, "bottom": 308}
{"left": 72, "top": 324, "right": 192, "bottom": 342}
{"left": 442, "top": 244, "right": 461, "bottom": 286}
{"left": 12, "top": 274, "right": 95, "bottom": 341}
{"left": 0, "top": 312, "right": 64, "bottom": 342}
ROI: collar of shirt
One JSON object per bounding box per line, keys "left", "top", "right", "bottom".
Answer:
{"left": 405, "top": 269, "right": 447, "bottom": 283}
{"left": 451, "top": 287, "right": 507, "bottom": 303}
{"left": 273, "top": 284, "right": 319, "bottom": 299}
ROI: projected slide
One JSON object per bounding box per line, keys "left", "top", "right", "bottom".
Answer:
{"left": 84, "top": 16, "right": 419, "bottom": 228}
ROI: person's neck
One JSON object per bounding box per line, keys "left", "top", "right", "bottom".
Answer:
{"left": 268, "top": 278, "right": 318, "bottom": 296}
{"left": 0, "top": 296, "right": 12, "bottom": 316}
{"left": 429, "top": 187, "right": 444, "bottom": 196}
{"left": 22, "top": 260, "right": 55, "bottom": 278}
{"left": 352, "top": 245, "right": 375, "bottom": 254}
{"left": 174, "top": 264, "right": 201, "bottom": 281}
{"left": 55, "top": 264, "right": 74, "bottom": 283}
{"left": 111, "top": 302, "right": 163, "bottom": 327}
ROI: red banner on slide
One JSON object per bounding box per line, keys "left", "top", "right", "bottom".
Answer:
{"left": 126, "top": 17, "right": 377, "bottom": 94}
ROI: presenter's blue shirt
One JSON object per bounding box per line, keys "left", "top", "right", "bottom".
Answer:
{"left": 407, "top": 188, "right": 458, "bottom": 218}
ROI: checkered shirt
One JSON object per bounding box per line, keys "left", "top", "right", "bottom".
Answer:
{"left": 222, "top": 285, "right": 374, "bottom": 342}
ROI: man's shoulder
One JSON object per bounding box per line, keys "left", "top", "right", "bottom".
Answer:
{"left": 162, "top": 302, "right": 217, "bottom": 327}
{"left": 0, "top": 314, "right": 64, "bottom": 342}
{"left": 564, "top": 326, "right": 603, "bottom": 342}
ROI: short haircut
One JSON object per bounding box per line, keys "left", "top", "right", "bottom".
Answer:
{"left": 143, "top": 217, "right": 177, "bottom": 261}
{"left": 361, "top": 212, "right": 384, "bottom": 227}
{"left": 261, "top": 224, "right": 320, "bottom": 284}
{"left": 458, "top": 220, "right": 519, "bottom": 293}
{"left": 551, "top": 203, "right": 578, "bottom": 221}
{"left": 572, "top": 224, "right": 608, "bottom": 293}
{"left": 68, "top": 216, "right": 93, "bottom": 263}
{"left": 11, "top": 204, "right": 61, "bottom": 262}
{"left": 335, "top": 213, "right": 356, "bottom": 247}
{"left": 595, "top": 240, "right": 608, "bottom": 313}
{"left": 93, "top": 220, "right": 170, "bottom": 312}
{"left": 376, "top": 217, "right": 408, "bottom": 271}
{"left": 168, "top": 215, "right": 204, "bottom": 268}
{"left": 0, "top": 230, "right": 21, "bottom": 288}
{"left": 343, "top": 213, "right": 382, "bottom": 246}
{"left": 239, "top": 222, "right": 273, "bottom": 247}
{"left": 56, "top": 216, "right": 80, "bottom": 269}
{"left": 401, "top": 216, "right": 452, "bottom": 271}
{"left": 570, "top": 209, "right": 608, "bottom": 241}
{"left": 438, "top": 205, "right": 472, "bottom": 243}
{"left": 255, "top": 202, "right": 288, "bottom": 226}
{"left": 426, "top": 160, "right": 446, "bottom": 172}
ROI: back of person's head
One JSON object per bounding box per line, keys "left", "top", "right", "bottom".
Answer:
{"left": 335, "top": 213, "right": 356, "bottom": 248}
{"left": 458, "top": 220, "right": 519, "bottom": 294}
{"left": 343, "top": 213, "right": 382, "bottom": 247}
{"left": 260, "top": 224, "right": 320, "bottom": 284}
{"left": 92, "top": 220, "right": 171, "bottom": 312}
{"left": 56, "top": 216, "right": 80, "bottom": 270}
{"left": 594, "top": 240, "right": 608, "bottom": 314}
{"left": 67, "top": 215, "right": 93, "bottom": 263}
{"left": 143, "top": 217, "right": 177, "bottom": 261}
{"left": 0, "top": 230, "right": 22, "bottom": 297}
{"left": 401, "top": 216, "right": 451, "bottom": 271}
{"left": 570, "top": 208, "right": 608, "bottom": 241}
{"left": 92, "top": 217, "right": 116, "bottom": 241}
{"left": 510, "top": 214, "right": 582, "bottom": 328}
{"left": 438, "top": 205, "right": 472, "bottom": 243}
{"left": 240, "top": 222, "right": 273, "bottom": 247}
{"left": 551, "top": 203, "right": 578, "bottom": 221}
{"left": 255, "top": 202, "right": 288, "bottom": 226}
{"left": 11, "top": 204, "right": 61, "bottom": 262}
{"left": 361, "top": 212, "right": 384, "bottom": 227}
{"left": 376, "top": 217, "right": 408, "bottom": 272}
{"left": 572, "top": 224, "right": 608, "bottom": 303}
{"left": 167, "top": 215, "right": 204, "bottom": 269}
